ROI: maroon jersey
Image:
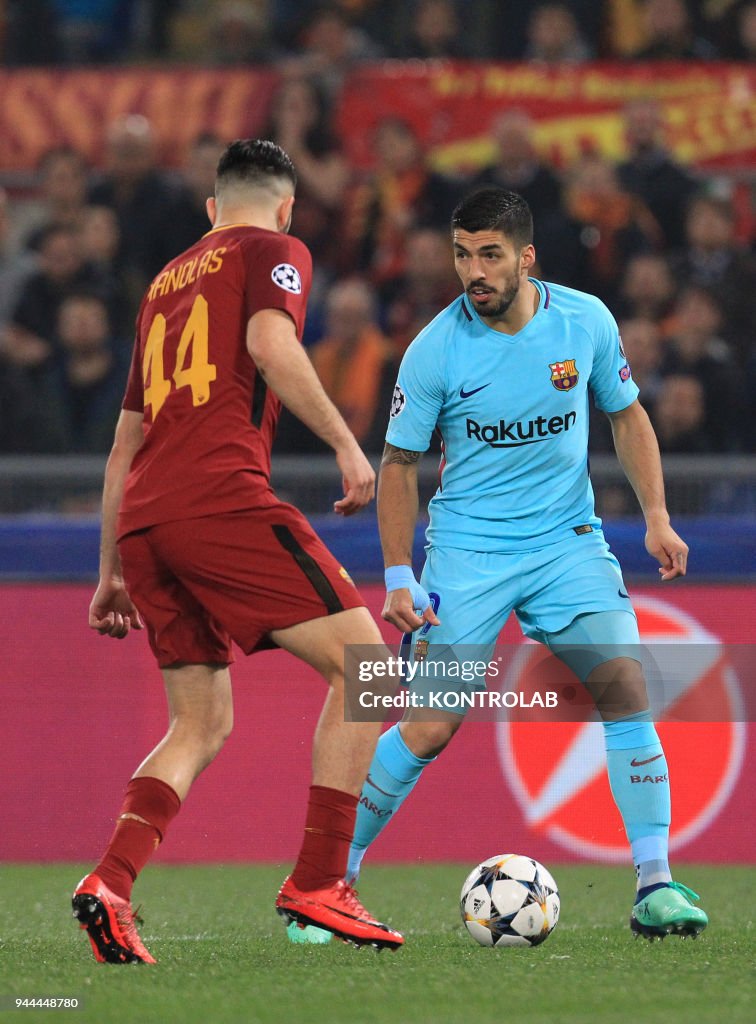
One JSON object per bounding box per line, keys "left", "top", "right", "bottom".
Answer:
{"left": 118, "top": 224, "right": 312, "bottom": 539}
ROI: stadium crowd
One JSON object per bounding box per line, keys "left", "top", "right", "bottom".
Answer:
{"left": 0, "top": 0, "right": 755, "bottom": 457}
{"left": 5, "top": 1, "right": 756, "bottom": 65}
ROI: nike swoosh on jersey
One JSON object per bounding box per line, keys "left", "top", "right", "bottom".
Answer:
{"left": 459, "top": 383, "right": 492, "bottom": 399}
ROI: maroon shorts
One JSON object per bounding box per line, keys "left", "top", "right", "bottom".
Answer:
{"left": 118, "top": 504, "right": 364, "bottom": 668}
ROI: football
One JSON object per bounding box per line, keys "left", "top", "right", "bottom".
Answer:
{"left": 460, "top": 854, "right": 560, "bottom": 947}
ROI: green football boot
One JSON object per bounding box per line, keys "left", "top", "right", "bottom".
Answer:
{"left": 630, "top": 882, "right": 708, "bottom": 941}
{"left": 286, "top": 920, "right": 333, "bottom": 944}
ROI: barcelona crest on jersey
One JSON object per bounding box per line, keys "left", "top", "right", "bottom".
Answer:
{"left": 549, "top": 359, "right": 579, "bottom": 391}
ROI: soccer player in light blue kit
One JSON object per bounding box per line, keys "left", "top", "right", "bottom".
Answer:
{"left": 344, "top": 187, "right": 708, "bottom": 942}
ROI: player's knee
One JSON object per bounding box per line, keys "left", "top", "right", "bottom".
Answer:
{"left": 401, "top": 719, "right": 459, "bottom": 759}
{"left": 205, "top": 706, "right": 233, "bottom": 756}
{"left": 173, "top": 705, "right": 233, "bottom": 761}
{"left": 588, "top": 657, "right": 648, "bottom": 716}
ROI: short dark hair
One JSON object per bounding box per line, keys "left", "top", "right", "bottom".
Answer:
{"left": 215, "top": 139, "right": 297, "bottom": 196}
{"left": 451, "top": 188, "right": 533, "bottom": 249}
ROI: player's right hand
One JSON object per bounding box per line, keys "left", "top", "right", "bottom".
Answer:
{"left": 382, "top": 588, "right": 440, "bottom": 633}
{"left": 382, "top": 566, "right": 441, "bottom": 633}
{"left": 333, "top": 444, "right": 376, "bottom": 516}
{"left": 89, "top": 577, "right": 144, "bottom": 639}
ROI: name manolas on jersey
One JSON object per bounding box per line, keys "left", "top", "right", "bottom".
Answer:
{"left": 386, "top": 279, "right": 639, "bottom": 552}
{"left": 118, "top": 224, "right": 312, "bottom": 539}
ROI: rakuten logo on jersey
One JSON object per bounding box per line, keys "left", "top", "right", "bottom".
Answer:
{"left": 466, "top": 411, "right": 577, "bottom": 448}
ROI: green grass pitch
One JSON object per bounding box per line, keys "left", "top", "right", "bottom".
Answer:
{"left": 0, "top": 864, "right": 753, "bottom": 1024}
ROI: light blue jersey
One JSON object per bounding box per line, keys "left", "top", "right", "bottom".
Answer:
{"left": 386, "top": 279, "right": 638, "bottom": 552}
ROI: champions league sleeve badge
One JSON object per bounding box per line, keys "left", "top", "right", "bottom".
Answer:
{"left": 390, "top": 383, "right": 406, "bottom": 418}
{"left": 271, "top": 263, "right": 302, "bottom": 294}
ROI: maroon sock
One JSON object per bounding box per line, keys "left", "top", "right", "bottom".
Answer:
{"left": 94, "top": 777, "right": 181, "bottom": 900}
{"left": 291, "top": 785, "right": 358, "bottom": 891}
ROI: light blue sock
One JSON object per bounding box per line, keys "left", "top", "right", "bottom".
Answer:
{"left": 603, "top": 711, "right": 672, "bottom": 891}
{"left": 347, "top": 724, "right": 434, "bottom": 881}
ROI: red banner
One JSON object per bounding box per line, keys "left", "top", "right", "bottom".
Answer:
{"left": 1, "top": 583, "right": 753, "bottom": 865}
{"left": 0, "top": 63, "right": 754, "bottom": 175}
{"left": 0, "top": 68, "right": 276, "bottom": 171}
{"left": 338, "top": 61, "right": 756, "bottom": 173}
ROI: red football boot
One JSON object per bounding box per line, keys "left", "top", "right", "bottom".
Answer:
{"left": 276, "top": 875, "right": 404, "bottom": 950}
{"left": 72, "top": 873, "right": 156, "bottom": 964}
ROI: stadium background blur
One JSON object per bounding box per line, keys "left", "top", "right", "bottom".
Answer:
{"left": 0, "top": 1, "right": 754, "bottom": 871}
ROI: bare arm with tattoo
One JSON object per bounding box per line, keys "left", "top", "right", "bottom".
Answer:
{"left": 378, "top": 443, "right": 441, "bottom": 632}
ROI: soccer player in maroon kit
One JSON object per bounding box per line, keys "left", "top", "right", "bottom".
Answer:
{"left": 72, "top": 139, "right": 403, "bottom": 961}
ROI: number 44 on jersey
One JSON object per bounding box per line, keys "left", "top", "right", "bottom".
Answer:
{"left": 143, "top": 295, "right": 217, "bottom": 419}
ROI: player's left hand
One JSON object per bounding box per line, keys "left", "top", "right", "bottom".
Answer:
{"left": 645, "top": 520, "right": 689, "bottom": 581}
{"left": 89, "top": 577, "right": 144, "bottom": 639}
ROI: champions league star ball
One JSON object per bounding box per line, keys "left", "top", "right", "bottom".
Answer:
{"left": 460, "top": 854, "right": 560, "bottom": 947}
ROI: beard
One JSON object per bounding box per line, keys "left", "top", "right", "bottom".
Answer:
{"left": 466, "top": 262, "right": 521, "bottom": 319}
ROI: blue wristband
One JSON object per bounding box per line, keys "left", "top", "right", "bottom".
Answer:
{"left": 385, "top": 565, "right": 431, "bottom": 616}
{"left": 384, "top": 565, "right": 416, "bottom": 592}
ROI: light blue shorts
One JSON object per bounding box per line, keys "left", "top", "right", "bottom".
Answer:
{"left": 402, "top": 529, "right": 640, "bottom": 704}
